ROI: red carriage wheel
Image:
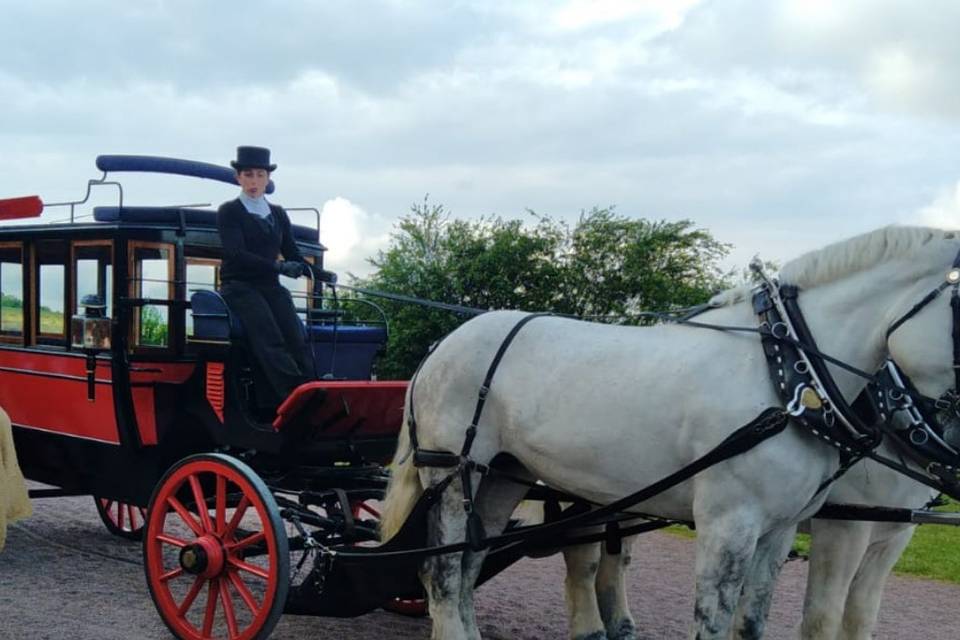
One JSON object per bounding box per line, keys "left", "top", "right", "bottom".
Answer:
{"left": 144, "top": 454, "right": 289, "bottom": 640}
{"left": 350, "top": 498, "right": 428, "bottom": 618}
{"left": 95, "top": 496, "right": 147, "bottom": 540}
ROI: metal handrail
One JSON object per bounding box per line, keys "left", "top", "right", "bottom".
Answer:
{"left": 286, "top": 207, "right": 321, "bottom": 241}
{"left": 43, "top": 174, "right": 124, "bottom": 224}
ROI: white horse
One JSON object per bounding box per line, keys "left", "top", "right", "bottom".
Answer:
{"left": 0, "top": 406, "right": 31, "bottom": 552}
{"left": 381, "top": 226, "right": 960, "bottom": 640}
{"left": 799, "top": 462, "right": 936, "bottom": 640}
{"left": 557, "top": 463, "right": 937, "bottom": 640}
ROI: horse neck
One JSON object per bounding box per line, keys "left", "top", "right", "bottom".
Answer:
{"left": 785, "top": 256, "right": 939, "bottom": 400}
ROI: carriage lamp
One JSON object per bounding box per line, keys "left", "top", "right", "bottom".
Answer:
{"left": 71, "top": 294, "right": 112, "bottom": 401}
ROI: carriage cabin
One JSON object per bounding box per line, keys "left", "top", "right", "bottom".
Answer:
{"left": 0, "top": 155, "right": 403, "bottom": 506}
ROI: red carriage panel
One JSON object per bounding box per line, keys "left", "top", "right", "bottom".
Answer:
{"left": 0, "top": 350, "right": 118, "bottom": 443}
{"left": 129, "top": 362, "right": 197, "bottom": 445}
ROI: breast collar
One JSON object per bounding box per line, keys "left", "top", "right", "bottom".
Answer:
{"left": 751, "top": 254, "right": 960, "bottom": 498}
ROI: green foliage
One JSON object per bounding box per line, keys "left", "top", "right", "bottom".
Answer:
{"left": 1, "top": 293, "right": 22, "bottom": 308}
{"left": 140, "top": 305, "right": 168, "bottom": 346}
{"left": 355, "top": 198, "right": 733, "bottom": 378}
{"left": 891, "top": 498, "right": 960, "bottom": 583}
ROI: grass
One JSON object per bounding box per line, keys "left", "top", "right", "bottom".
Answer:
{"left": 663, "top": 498, "right": 960, "bottom": 584}
{"left": 0, "top": 305, "right": 63, "bottom": 334}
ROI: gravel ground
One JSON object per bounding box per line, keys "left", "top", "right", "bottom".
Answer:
{"left": 1, "top": 487, "right": 959, "bottom": 639}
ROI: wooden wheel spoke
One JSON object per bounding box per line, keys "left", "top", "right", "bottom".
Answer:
{"left": 176, "top": 576, "right": 205, "bottom": 617}
{"left": 227, "top": 572, "right": 260, "bottom": 615}
{"left": 167, "top": 496, "right": 204, "bottom": 537}
{"left": 228, "top": 557, "right": 270, "bottom": 580}
{"left": 160, "top": 567, "right": 184, "bottom": 583}
{"left": 157, "top": 533, "right": 188, "bottom": 548}
{"left": 128, "top": 505, "right": 140, "bottom": 531}
{"left": 202, "top": 579, "right": 218, "bottom": 637}
{"left": 219, "top": 578, "right": 240, "bottom": 638}
{"left": 116, "top": 503, "right": 126, "bottom": 529}
{"left": 228, "top": 531, "right": 265, "bottom": 552}
{"left": 357, "top": 502, "right": 380, "bottom": 518}
{"left": 215, "top": 475, "right": 227, "bottom": 535}
{"left": 223, "top": 496, "right": 251, "bottom": 539}
{"left": 189, "top": 475, "right": 214, "bottom": 533}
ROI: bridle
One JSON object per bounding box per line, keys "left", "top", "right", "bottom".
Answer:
{"left": 753, "top": 245, "right": 960, "bottom": 497}
{"left": 866, "top": 250, "right": 960, "bottom": 491}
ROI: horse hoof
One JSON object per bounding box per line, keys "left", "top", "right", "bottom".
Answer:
{"left": 608, "top": 619, "right": 638, "bottom": 640}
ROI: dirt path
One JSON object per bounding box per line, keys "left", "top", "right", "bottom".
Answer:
{"left": 1, "top": 490, "right": 958, "bottom": 639}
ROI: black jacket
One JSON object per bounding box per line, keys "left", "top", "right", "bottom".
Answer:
{"left": 217, "top": 198, "right": 304, "bottom": 285}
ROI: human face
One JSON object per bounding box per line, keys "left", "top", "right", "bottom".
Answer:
{"left": 237, "top": 168, "right": 270, "bottom": 198}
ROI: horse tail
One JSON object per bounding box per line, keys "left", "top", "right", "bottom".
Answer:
{"left": 380, "top": 420, "right": 423, "bottom": 543}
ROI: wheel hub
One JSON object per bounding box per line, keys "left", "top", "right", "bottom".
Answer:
{"left": 179, "top": 535, "right": 226, "bottom": 578}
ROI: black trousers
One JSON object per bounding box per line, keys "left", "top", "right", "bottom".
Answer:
{"left": 220, "top": 281, "right": 313, "bottom": 408}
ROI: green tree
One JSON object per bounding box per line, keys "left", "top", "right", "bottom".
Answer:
{"left": 355, "top": 199, "right": 733, "bottom": 378}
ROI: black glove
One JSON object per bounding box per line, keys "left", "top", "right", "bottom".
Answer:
{"left": 277, "top": 261, "right": 305, "bottom": 278}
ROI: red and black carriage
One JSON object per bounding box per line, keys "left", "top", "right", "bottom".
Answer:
{"left": 0, "top": 156, "right": 432, "bottom": 639}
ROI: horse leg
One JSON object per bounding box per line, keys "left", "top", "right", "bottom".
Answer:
{"left": 459, "top": 473, "right": 531, "bottom": 640}
{"left": 691, "top": 515, "right": 760, "bottom": 640}
{"left": 799, "top": 519, "right": 872, "bottom": 640}
{"left": 563, "top": 541, "right": 608, "bottom": 640}
{"left": 730, "top": 525, "right": 795, "bottom": 640}
{"left": 420, "top": 471, "right": 471, "bottom": 640}
{"left": 596, "top": 534, "right": 637, "bottom": 640}
{"left": 838, "top": 524, "right": 915, "bottom": 640}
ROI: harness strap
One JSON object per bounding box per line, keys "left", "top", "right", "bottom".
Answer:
{"left": 780, "top": 284, "right": 881, "bottom": 448}
{"left": 334, "top": 407, "right": 789, "bottom": 562}
{"left": 461, "top": 313, "right": 552, "bottom": 458}
{"left": 886, "top": 282, "right": 951, "bottom": 339}
{"left": 952, "top": 289, "right": 960, "bottom": 393}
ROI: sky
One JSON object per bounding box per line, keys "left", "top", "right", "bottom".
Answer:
{"left": 2, "top": 0, "right": 960, "bottom": 280}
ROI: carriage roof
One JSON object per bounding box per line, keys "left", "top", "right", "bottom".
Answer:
{"left": 0, "top": 154, "right": 326, "bottom": 251}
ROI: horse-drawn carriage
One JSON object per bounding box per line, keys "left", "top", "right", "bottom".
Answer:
{"left": 0, "top": 155, "right": 436, "bottom": 639}
{"left": 5, "top": 155, "right": 960, "bottom": 640}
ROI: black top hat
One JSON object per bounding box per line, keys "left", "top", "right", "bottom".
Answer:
{"left": 231, "top": 146, "right": 277, "bottom": 172}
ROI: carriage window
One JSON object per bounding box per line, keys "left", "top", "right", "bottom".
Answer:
{"left": 130, "top": 243, "right": 173, "bottom": 348}
{"left": 73, "top": 243, "right": 113, "bottom": 320}
{"left": 185, "top": 258, "right": 220, "bottom": 337}
{"left": 0, "top": 245, "right": 23, "bottom": 340}
{"left": 36, "top": 241, "right": 67, "bottom": 342}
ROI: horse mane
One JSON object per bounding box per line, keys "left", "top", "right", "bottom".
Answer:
{"left": 778, "top": 225, "right": 948, "bottom": 288}
{"left": 709, "top": 226, "right": 954, "bottom": 308}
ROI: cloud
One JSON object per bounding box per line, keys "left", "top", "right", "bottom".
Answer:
{"left": 912, "top": 183, "right": 960, "bottom": 229}
{"left": 318, "top": 197, "right": 390, "bottom": 279}
{"left": 4, "top": 0, "right": 960, "bottom": 284}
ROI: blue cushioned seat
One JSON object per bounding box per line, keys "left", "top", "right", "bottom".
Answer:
{"left": 190, "top": 290, "right": 242, "bottom": 341}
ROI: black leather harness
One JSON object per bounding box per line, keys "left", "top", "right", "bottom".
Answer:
{"left": 752, "top": 250, "right": 960, "bottom": 498}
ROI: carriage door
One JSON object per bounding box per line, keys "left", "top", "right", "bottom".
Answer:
{"left": 127, "top": 241, "right": 194, "bottom": 446}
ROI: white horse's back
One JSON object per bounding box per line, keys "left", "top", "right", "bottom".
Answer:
{"left": 412, "top": 309, "right": 828, "bottom": 520}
